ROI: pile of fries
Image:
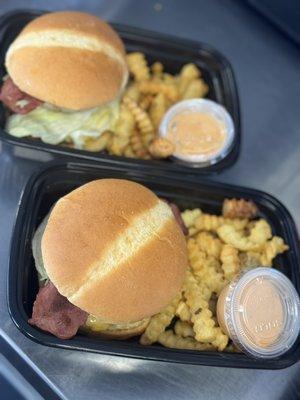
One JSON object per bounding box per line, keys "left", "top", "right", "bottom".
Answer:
{"left": 140, "top": 199, "right": 289, "bottom": 352}
{"left": 84, "top": 52, "right": 209, "bottom": 159}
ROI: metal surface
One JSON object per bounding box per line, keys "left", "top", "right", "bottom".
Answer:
{"left": 0, "top": 0, "right": 300, "bottom": 399}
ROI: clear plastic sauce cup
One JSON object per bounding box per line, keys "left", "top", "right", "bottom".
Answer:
{"left": 159, "top": 99, "right": 235, "bottom": 167}
{"left": 217, "top": 268, "right": 300, "bottom": 358}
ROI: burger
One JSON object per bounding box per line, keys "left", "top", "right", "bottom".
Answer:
{"left": 0, "top": 11, "right": 128, "bottom": 149}
{"left": 29, "top": 179, "right": 188, "bottom": 339}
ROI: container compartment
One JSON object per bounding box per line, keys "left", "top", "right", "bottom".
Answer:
{"left": 0, "top": 10, "right": 240, "bottom": 174}
{"left": 8, "top": 161, "right": 300, "bottom": 369}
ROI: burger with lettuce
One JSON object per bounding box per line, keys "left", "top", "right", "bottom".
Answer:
{"left": 0, "top": 11, "right": 128, "bottom": 149}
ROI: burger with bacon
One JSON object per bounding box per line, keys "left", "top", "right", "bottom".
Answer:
{"left": 0, "top": 11, "right": 128, "bottom": 149}
{"left": 30, "top": 179, "right": 188, "bottom": 339}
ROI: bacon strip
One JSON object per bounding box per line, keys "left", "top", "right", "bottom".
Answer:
{"left": 168, "top": 202, "right": 188, "bottom": 235}
{"left": 0, "top": 76, "right": 42, "bottom": 114}
{"left": 29, "top": 282, "right": 88, "bottom": 339}
{"left": 161, "top": 198, "right": 188, "bottom": 235}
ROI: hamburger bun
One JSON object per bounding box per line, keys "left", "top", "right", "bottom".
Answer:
{"left": 42, "top": 179, "right": 188, "bottom": 324}
{"left": 6, "top": 11, "right": 128, "bottom": 110}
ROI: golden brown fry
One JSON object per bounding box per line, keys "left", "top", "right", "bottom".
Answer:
{"left": 260, "top": 236, "right": 289, "bottom": 266}
{"left": 217, "top": 220, "right": 273, "bottom": 253}
{"left": 217, "top": 225, "right": 262, "bottom": 252}
{"left": 174, "top": 321, "right": 194, "bottom": 338}
{"left": 211, "top": 327, "right": 229, "bottom": 351}
{"left": 84, "top": 131, "right": 112, "bottom": 152}
{"left": 195, "top": 213, "right": 249, "bottom": 233}
{"left": 239, "top": 251, "right": 261, "bottom": 269}
{"left": 123, "top": 144, "right": 135, "bottom": 158}
{"left": 139, "top": 94, "right": 153, "bottom": 110}
{"left": 107, "top": 106, "right": 134, "bottom": 156}
{"left": 158, "top": 330, "right": 214, "bottom": 351}
{"left": 178, "top": 63, "right": 200, "bottom": 95}
{"left": 108, "top": 135, "right": 130, "bottom": 156}
{"left": 122, "top": 96, "right": 154, "bottom": 146}
{"left": 175, "top": 301, "right": 191, "bottom": 322}
{"left": 222, "top": 198, "right": 258, "bottom": 219}
{"left": 162, "top": 72, "right": 177, "bottom": 86}
{"left": 195, "top": 231, "right": 222, "bottom": 259}
{"left": 248, "top": 219, "right": 272, "bottom": 245}
{"left": 225, "top": 343, "right": 241, "bottom": 353}
{"left": 139, "top": 81, "right": 179, "bottom": 102}
{"left": 126, "top": 52, "right": 150, "bottom": 82}
{"left": 151, "top": 61, "right": 164, "bottom": 78}
{"left": 182, "top": 79, "right": 209, "bottom": 99}
{"left": 123, "top": 83, "right": 140, "bottom": 102}
{"left": 140, "top": 295, "right": 180, "bottom": 345}
{"left": 184, "top": 272, "right": 216, "bottom": 342}
{"left": 187, "top": 241, "right": 206, "bottom": 267}
{"left": 130, "top": 129, "right": 151, "bottom": 159}
{"left": 220, "top": 244, "right": 240, "bottom": 280}
{"left": 115, "top": 106, "right": 135, "bottom": 138}
{"left": 149, "top": 92, "right": 167, "bottom": 128}
{"left": 148, "top": 137, "right": 174, "bottom": 159}
{"left": 187, "top": 237, "right": 227, "bottom": 293}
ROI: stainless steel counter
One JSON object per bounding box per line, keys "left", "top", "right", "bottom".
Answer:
{"left": 0, "top": 1, "right": 300, "bottom": 399}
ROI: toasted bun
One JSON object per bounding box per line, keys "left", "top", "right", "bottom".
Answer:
{"left": 42, "top": 179, "right": 188, "bottom": 323}
{"left": 6, "top": 11, "right": 128, "bottom": 110}
{"left": 81, "top": 318, "right": 150, "bottom": 340}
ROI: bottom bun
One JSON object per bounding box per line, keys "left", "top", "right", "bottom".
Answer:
{"left": 80, "top": 317, "right": 150, "bottom": 340}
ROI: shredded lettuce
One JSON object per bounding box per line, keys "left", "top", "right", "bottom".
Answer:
{"left": 32, "top": 212, "right": 50, "bottom": 285}
{"left": 6, "top": 100, "right": 119, "bottom": 149}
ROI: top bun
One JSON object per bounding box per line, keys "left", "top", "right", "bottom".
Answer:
{"left": 5, "top": 11, "right": 128, "bottom": 110}
{"left": 42, "top": 179, "right": 188, "bottom": 323}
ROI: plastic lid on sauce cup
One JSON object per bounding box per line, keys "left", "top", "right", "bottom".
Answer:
{"left": 217, "top": 268, "right": 300, "bottom": 359}
{"left": 159, "top": 99, "right": 235, "bottom": 167}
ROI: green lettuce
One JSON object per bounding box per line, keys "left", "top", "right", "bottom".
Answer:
{"left": 32, "top": 212, "right": 50, "bottom": 285}
{"left": 6, "top": 100, "right": 119, "bottom": 149}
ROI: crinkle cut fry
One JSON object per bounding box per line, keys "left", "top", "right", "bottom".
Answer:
{"left": 217, "top": 224, "right": 262, "bottom": 252}
{"left": 130, "top": 129, "right": 150, "bottom": 159}
{"left": 217, "top": 219, "right": 276, "bottom": 253}
{"left": 148, "top": 137, "right": 174, "bottom": 159}
{"left": 220, "top": 244, "right": 240, "bottom": 279}
{"left": 140, "top": 295, "right": 180, "bottom": 345}
{"left": 183, "top": 271, "right": 228, "bottom": 349}
{"left": 195, "top": 213, "right": 248, "bottom": 232}
{"left": 195, "top": 231, "right": 222, "bottom": 258}
{"left": 126, "top": 52, "right": 150, "bottom": 82}
{"left": 174, "top": 321, "right": 194, "bottom": 338}
{"left": 138, "top": 80, "right": 179, "bottom": 102}
{"left": 175, "top": 301, "right": 191, "bottom": 322}
{"left": 122, "top": 96, "right": 154, "bottom": 146}
{"left": 181, "top": 209, "right": 202, "bottom": 228}
{"left": 158, "top": 330, "right": 214, "bottom": 351}
{"left": 222, "top": 198, "right": 258, "bottom": 220}
{"left": 260, "top": 236, "right": 289, "bottom": 266}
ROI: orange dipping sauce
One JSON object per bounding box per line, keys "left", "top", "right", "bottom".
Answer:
{"left": 166, "top": 111, "right": 227, "bottom": 158}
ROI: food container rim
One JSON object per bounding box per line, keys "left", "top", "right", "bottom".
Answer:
{"left": 0, "top": 8, "right": 241, "bottom": 176}
{"left": 7, "top": 160, "right": 300, "bottom": 369}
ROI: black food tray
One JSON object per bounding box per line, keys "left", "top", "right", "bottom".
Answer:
{"left": 0, "top": 9, "right": 240, "bottom": 175}
{"left": 8, "top": 161, "right": 300, "bottom": 369}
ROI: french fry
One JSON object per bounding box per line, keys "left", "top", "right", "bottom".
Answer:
{"left": 126, "top": 52, "right": 150, "bottom": 82}
{"left": 140, "top": 295, "right": 180, "bottom": 345}
{"left": 148, "top": 137, "right": 174, "bottom": 159}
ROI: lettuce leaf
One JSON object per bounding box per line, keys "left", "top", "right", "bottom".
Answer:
{"left": 32, "top": 212, "right": 50, "bottom": 286}
{"left": 6, "top": 100, "right": 119, "bottom": 149}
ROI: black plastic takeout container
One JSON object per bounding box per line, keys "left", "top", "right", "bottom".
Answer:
{"left": 0, "top": 9, "right": 240, "bottom": 175}
{"left": 8, "top": 161, "right": 300, "bottom": 369}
